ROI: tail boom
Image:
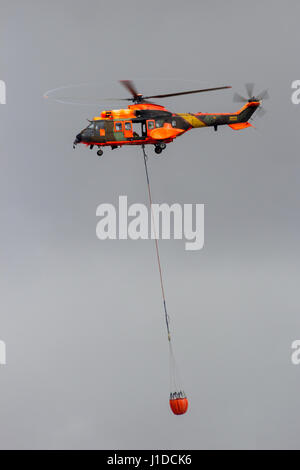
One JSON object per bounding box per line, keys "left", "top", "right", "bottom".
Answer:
{"left": 176, "top": 101, "right": 260, "bottom": 130}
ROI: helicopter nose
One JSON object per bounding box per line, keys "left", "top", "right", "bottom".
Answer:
{"left": 73, "top": 133, "right": 82, "bottom": 149}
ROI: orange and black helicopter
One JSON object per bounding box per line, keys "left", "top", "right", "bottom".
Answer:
{"left": 72, "top": 81, "right": 268, "bottom": 156}
{"left": 46, "top": 80, "right": 269, "bottom": 415}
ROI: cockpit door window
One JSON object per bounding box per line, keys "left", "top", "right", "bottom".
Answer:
{"left": 114, "top": 121, "right": 123, "bottom": 132}
{"left": 96, "top": 120, "right": 105, "bottom": 136}
{"left": 147, "top": 120, "right": 155, "bottom": 134}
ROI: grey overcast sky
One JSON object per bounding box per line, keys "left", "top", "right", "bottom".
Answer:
{"left": 1, "top": 0, "right": 300, "bottom": 449}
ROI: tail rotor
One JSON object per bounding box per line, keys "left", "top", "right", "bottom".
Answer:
{"left": 233, "top": 83, "right": 269, "bottom": 118}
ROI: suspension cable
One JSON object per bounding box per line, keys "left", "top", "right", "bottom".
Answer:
{"left": 142, "top": 145, "right": 171, "bottom": 342}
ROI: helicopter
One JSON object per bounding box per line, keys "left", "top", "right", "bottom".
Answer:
{"left": 72, "top": 81, "right": 269, "bottom": 156}
{"left": 46, "top": 80, "right": 269, "bottom": 416}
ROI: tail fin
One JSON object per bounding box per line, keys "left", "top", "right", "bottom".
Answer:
{"left": 228, "top": 101, "right": 259, "bottom": 130}
{"left": 237, "top": 101, "right": 260, "bottom": 122}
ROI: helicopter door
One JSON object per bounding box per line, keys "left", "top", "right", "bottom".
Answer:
{"left": 96, "top": 120, "right": 105, "bottom": 138}
{"left": 114, "top": 121, "right": 124, "bottom": 141}
{"left": 124, "top": 121, "right": 133, "bottom": 139}
{"left": 146, "top": 120, "right": 155, "bottom": 135}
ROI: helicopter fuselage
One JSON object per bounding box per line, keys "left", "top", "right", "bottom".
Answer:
{"left": 73, "top": 101, "right": 260, "bottom": 154}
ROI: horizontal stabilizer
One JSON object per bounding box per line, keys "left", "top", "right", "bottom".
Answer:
{"left": 228, "top": 122, "right": 252, "bottom": 130}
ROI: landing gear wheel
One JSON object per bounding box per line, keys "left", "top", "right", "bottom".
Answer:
{"left": 160, "top": 143, "right": 167, "bottom": 150}
{"left": 97, "top": 149, "right": 103, "bottom": 157}
{"left": 155, "top": 146, "right": 163, "bottom": 155}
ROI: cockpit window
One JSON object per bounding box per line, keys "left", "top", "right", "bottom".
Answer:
{"left": 155, "top": 119, "right": 163, "bottom": 128}
{"left": 95, "top": 121, "right": 105, "bottom": 129}
{"left": 87, "top": 122, "right": 95, "bottom": 129}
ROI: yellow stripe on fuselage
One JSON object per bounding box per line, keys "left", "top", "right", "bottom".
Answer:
{"left": 177, "top": 113, "right": 207, "bottom": 128}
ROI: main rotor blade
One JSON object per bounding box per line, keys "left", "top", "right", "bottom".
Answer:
{"left": 257, "top": 89, "right": 269, "bottom": 100}
{"left": 44, "top": 95, "right": 131, "bottom": 106}
{"left": 119, "top": 80, "right": 140, "bottom": 99}
{"left": 233, "top": 92, "right": 247, "bottom": 103}
{"left": 245, "top": 83, "right": 255, "bottom": 98}
{"left": 142, "top": 86, "right": 231, "bottom": 100}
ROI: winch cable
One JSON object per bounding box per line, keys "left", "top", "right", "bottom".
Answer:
{"left": 142, "top": 145, "right": 171, "bottom": 342}
{"left": 141, "top": 145, "right": 188, "bottom": 415}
